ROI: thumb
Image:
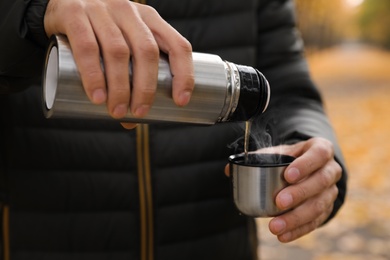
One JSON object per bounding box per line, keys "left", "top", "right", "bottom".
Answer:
{"left": 224, "top": 164, "right": 230, "bottom": 177}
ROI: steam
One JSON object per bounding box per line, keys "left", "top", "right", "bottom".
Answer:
{"left": 229, "top": 112, "right": 278, "bottom": 151}
{"left": 228, "top": 110, "right": 285, "bottom": 164}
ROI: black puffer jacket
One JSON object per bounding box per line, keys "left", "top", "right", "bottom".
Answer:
{"left": 0, "top": 0, "right": 347, "bottom": 259}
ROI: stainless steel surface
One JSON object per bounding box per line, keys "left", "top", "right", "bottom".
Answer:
{"left": 43, "top": 35, "right": 268, "bottom": 124}
{"left": 229, "top": 154, "right": 295, "bottom": 217}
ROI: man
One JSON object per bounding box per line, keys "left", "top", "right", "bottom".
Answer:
{"left": 0, "top": 0, "right": 346, "bottom": 259}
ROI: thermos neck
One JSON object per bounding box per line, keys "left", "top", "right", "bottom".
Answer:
{"left": 219, "top": 62, "right": 270, "bottom": 123}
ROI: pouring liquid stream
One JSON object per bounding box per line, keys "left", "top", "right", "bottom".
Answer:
{"left": 244, "top": 120, "right": 252, "bottom": 163}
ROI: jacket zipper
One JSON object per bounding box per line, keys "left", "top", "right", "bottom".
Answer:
{"left": 136, "top": 124, "right": 154, "bottom": 260}
{"left": 131, "top": 0, "right": 154, "bottom": 257}
{"left": 0, "top": 124, "right": 154, "bottom": 260}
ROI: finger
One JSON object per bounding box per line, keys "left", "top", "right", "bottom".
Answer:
{"left": 224, "top": 164, "right": 230, "bottom": 177}
{"left": 284, "top": 138, "right": 335, "bottom": 183}
{"left": 269, "top": 185, "right": 338, "bottom": 242}
{"left": 115, "top": 3, "right": 159, "bottom": 117}
{"left": 138, "top": 4, "right": 194, "bottom": 107}
{"left": 88, "top": 2, "right": 131, "bottom": 118}
{"left": 63, "top": 6, "right": 107, "bottom": 105}
{"left": 277, "top": 209, "right": 330, "bottom": 243}
{"left": 120, "top": 122, "right": 138, "bottom": 129}
{"left": 276, "top": 160, "right": 341, "bottom": 210}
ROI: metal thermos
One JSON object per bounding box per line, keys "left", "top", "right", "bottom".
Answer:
{"left": 43, "top": 35, "right": 270, "bottom": 124}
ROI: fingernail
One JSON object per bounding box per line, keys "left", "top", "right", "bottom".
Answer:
{"left": 134, "top": 105, "right": 150, "bottom": 118}
{"left": 92, "top": 89, "right": 106, "bottom": 104}
{"left": 113, "top": 103, "right": 128, "bottom": 118}
{"left": 279, "top": 193, "right": 293, "bottom": 209}
{"left": 287, "top": 167, "right": 300, "bottom": 182}
{"left": 271, "top": 218, "right": 286, "bottom": 234}
{"left": 178, "top": 91, "right": 191, "bottom": 106}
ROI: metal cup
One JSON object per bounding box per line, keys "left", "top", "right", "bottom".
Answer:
{"left": 229, "top": 153, "right": 295, "bottom": 217}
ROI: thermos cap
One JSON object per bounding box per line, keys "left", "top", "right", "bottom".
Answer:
{"left": 229, "top": 65, "right": 270, "bottom": 122}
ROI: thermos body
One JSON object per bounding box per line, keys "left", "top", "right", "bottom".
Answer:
{"left": 43, "top": 35, "right": 270, "bottom": 124}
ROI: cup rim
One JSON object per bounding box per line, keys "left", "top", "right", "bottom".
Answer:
{"left": 228, "top": 153, "right": 295, "bottom": 167}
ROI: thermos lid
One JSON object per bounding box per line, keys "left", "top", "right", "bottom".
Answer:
{"left": 229, "top": 65, "right": 270, "bottom": 121}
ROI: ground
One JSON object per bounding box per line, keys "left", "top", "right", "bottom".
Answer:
{"left": 257, "top": 42, "right": 390, "bottom": 260}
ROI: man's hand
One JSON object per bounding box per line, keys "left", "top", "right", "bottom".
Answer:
{"left": 225, "top": 137, "right": 342, "bottom": 242}
{"left": 44, "top": 0, "right": 194, "bottom": 124}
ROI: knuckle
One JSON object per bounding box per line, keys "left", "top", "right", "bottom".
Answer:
{"left": 112, "top": 86, "right": 129, "bottom": 97}
{"left": 136, "top": 4, "right": 164, "bottom": 27}
{"left": 141, "top": 4, "right": 159, "bottom": 17}
{"left": 85, "top": 0, "right": 105, "bottom": 11}
{"left": 107, "top": 41, "right": 130, "bottom": 60}
{"left": 182, "top": 73, "right": 195, "bottom": 90}
{"left": 82, "top": 70, "right": 105, "bottom": 92}
{"left": 132, "top": 82, "right": 156, "bottom": 106}
{"left": 67, "top": 19, "right": 91, "bottom": 36}
{"left": 314, "top": 139, "right": 334, "bottom": 160}
{"left": 326, "top": 202, "right": 334, "bottom": 217}
{"left": 318, "top": 166, "right": 334, "bottom": 188}
{"left": 318, "top": 160, "right": 342, "bottom": 189}
{"left": 326, "top": 200, "right": 335, "bottom": 216}
{"left": 313, "top": 199, "right": 327, "bottom": 215}
{"left": 84, "top": 69, "right": 103, "bottom": 81}
{"left": 78, "top": 39, "right": 100, "bottom": 55}
{"left": 139, "top": 86, "right": 156, "bottom": 102}
{"left": 113, "top": 0, "right": 132, "bottom": 10}
{"left": 330, "top": 184, "right": 339, "bottom": 199}
{"left": 63, "top": 0, "right": 84, "bottom": 13}
{"left": 294, "top": 186, "right": 308, "bottom": 202}
{"left": 333, "top": 161, "right": 343, "bottom": 181}
{"left": 289, "top": 212, "right": 303, "bottom": 228}
{"left": 176, "top": 37, "right": 193, "bottom": 53}
{"left": 137, "top": 39, "right": 160, "bottom": 63}
{"left": 312, "top": 186, "right": 336, "bottom": 217}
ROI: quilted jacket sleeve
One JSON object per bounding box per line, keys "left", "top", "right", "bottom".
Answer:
{"left": 0, "top": 0, "right": 48, "bottom": 93}
{"left": 256, "top": 0, "right": 347, "bottom": 223}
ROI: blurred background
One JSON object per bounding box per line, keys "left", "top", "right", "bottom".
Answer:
{"left": 258, "top": 0, "right": 390, "bottom": 259}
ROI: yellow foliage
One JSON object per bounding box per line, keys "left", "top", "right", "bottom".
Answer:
{"left": 295, "top": 0, "right": 361, "bottom": 49}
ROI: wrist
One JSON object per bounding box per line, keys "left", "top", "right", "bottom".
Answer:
{"left": 25, "top": 0, "right": 50, "bottom": 48}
